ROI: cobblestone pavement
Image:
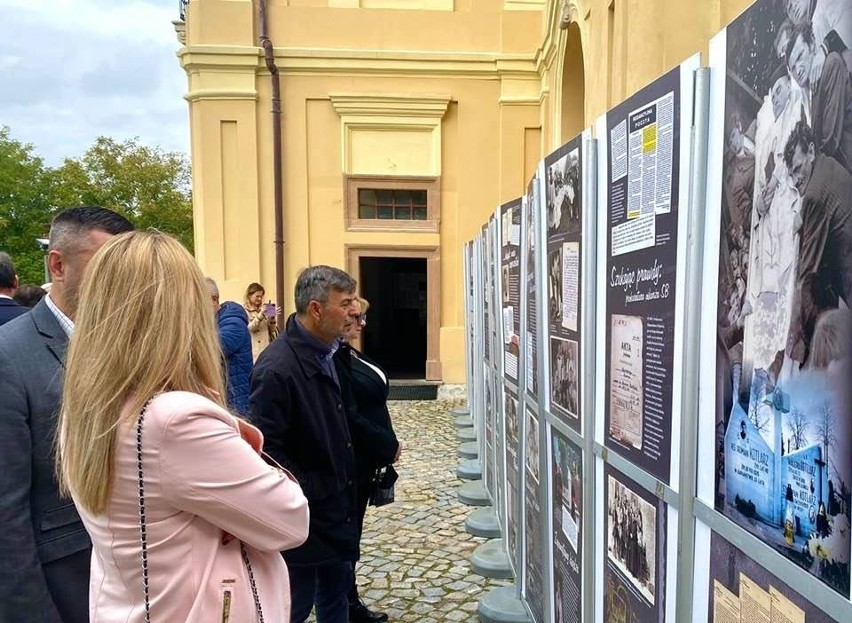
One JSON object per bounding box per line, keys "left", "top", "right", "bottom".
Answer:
{"left": 346, "top": 399, "right": 508, "bottom": 622}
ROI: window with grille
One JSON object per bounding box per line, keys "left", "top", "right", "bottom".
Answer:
{"left": 345, "top": 176, "right": 439, "bottom": 232}
{"left": 357, "top": 189, "right": 428, "bottom": 221}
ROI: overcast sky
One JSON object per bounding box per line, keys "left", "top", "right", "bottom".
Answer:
{"left": 0, "top": 0, "right": 189, "bottom": 165}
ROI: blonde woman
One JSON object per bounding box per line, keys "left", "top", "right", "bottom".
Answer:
{"left": 244, "top": 282, "right": 277, "bottom": 361}
{"left": 57, "top": 231, "right": 309, "bottom": 623}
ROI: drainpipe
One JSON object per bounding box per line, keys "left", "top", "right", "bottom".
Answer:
{"left": 258, "top": 0, "right": 285, "bottom": 324}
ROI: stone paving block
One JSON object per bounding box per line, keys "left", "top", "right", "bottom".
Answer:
{"left": 302, "top": 399, "right": 505, "bottom": 622}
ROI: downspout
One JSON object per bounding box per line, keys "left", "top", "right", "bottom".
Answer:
{"left": 258, "top": 0, "right": 285, "bottom": 324}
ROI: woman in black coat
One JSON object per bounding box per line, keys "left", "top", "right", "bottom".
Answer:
{"left": 337, "top": 296, "right": 400, "bottom": 623}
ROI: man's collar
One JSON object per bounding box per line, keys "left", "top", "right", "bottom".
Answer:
{"left": 45, "top": 293, "right": 74, "bottom": 336}
{"left": 293, "top": 315, "right": 336, "bottom": 356}
{"left": 0, "top": 294, "right": 13, "bottom": 300}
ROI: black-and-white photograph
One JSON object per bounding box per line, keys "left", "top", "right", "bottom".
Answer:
{"left": 502, "top": 263, "right": 511, "bottom": 304}
{"left": 606, "top": 474, "right": 657, "bottom": 605}
{"left": 546, "top": 147, "right": 581, "bottom": 237}
{"left": 552, "top": 431, "right": 582, "bottom": 551}
{"left": 506, "top": 392, "right": 519, "bottom": 442}
{"left": 714, "top": 0, "right": 852, "bottom": 596}
{"left": 550, "top": 337, "right": 579, "bottom": 418}
{"left": 547, "top": 248, "right": 563, "bottom": 329}
{"left": 526, "top": 181, "right": 537, "bottom": 281}
{"left": 525, "top": 409, "right": 540, "bottom": 483}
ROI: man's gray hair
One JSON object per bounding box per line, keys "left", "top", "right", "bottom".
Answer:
{"left": 294, "top": 265, "right": 356, "bottom": 314}
{"left": 0, "top": 252, "right": 16, "bottom": 289}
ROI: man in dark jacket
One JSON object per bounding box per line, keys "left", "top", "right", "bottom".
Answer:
{"left": 207, "top": 277, "right": 253, "bottom": 415}
{"left": 0, "top": 206, "right": 134, "bottom": 623}
{"left": 250, "top": 265, "right": 362, "bottom": 623}
{"left": 0, "top": 252, "right": 28, "bottom": 327}
{"left": 783, "top": 119, "right": 852, "bottom": 365}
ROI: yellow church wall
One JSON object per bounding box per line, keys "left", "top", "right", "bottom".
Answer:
{"left": 179, "top": 0, "right": 759, "bottom": 384}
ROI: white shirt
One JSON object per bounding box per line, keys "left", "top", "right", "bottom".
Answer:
{"left": 358, "top": 356, "right": 387, "bottom": 386}
{"left": 45, "top": 293, "right": 75, "bottom": 336}
{"left": 0, "top": 294, "right": 12, "bottom": 300}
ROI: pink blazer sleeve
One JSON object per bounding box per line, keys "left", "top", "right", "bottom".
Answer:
{"left": 157, "top": 404, "right": 309, "bottom": 552}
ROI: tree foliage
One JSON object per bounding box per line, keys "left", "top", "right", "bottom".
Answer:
{"left": 0, "top": 128, "right": 55, "bottom": 284}
{"left": 0, "top": 129, "right": 193, "bottom": 285}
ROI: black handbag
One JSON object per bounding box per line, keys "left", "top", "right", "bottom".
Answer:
{"left": 368, "top": 465, "right": 398, "bottom": 507}
{"left": 135, "top": 399, "right": 265, "bottom": 622}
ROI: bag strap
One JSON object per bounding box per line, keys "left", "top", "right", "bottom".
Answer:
{"left": 136, "top": 398, "right": 265, "bottom": 623}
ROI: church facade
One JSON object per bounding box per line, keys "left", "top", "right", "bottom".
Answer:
{"left": 174, "top": 0, "right": 753, "bottom": 384}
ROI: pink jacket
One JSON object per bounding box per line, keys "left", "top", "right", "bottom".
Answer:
{"left": 73, "top": 391, "right": 309, "bottom": 623}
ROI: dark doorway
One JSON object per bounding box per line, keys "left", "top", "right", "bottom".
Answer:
{"left": 359, "top": 257, "right": 427, "bottom": 379}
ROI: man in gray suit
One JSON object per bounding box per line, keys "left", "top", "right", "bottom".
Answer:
{"left": 0, "top": 206, "right": 134, "bottom": 623}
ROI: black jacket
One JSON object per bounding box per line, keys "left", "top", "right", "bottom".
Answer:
{"left": 0, "top": 297, "right": 27, "bottom": 327}
{"left": 334, "top": 344, "right": 398, "bottom": 482}
{"left": 249, "top": 314, "right": 358, "bottom": 565}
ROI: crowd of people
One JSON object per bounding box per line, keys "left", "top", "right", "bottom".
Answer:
{"left": 0, "top": 206, "right": 400, "bottom": 623}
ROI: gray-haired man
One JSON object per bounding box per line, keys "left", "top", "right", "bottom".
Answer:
{"left": 250, "top": 265, "right": 361, "bottom": 623}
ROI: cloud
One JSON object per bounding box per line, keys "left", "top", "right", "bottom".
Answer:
{"left": 0, "top": 0, "right": 189, "bottom": 164}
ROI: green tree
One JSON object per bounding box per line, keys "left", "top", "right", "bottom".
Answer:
{"left": 0, "top": 127, "right": 55, "bottom": 284}
{"left": 51, "top": 137, "right": 194, "bottom": 252}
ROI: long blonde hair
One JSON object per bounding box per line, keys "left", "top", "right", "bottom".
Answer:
{"left": 58, "top": 231, "right": 226, "bottom": 514}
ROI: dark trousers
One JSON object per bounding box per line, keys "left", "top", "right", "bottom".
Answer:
{"left": 42, "top": 548, "right": 91, "bottom": 623}
{"left": 348, "top": 479, "right": 372, "bottom": 605}
{"left": 290, "top": 562, "right": 353, "bottom": 623}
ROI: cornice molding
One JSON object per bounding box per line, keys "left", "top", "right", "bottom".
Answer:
{"left": 329, "top": 93, "right": 452, "bottom": 118}
{"left": 184, "top": 88, "right": 258, "bottom": 103}
{"left": 177, "top": 44, "right": 539, "bottom": 80}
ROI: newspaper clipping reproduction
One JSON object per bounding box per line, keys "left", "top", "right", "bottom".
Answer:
{"left": 524, "top": 177, "right": 540, "bottom": 398}
{"left": 501, "top": 199, "right": 522, "bottom": 384}
{"left": 604, "top": 66, "right": 682, "bottom": 485}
